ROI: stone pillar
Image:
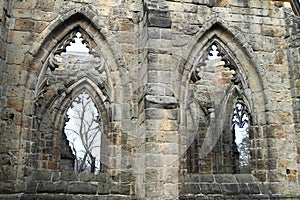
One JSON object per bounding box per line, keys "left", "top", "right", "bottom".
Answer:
{"left": 288, "top": 12, "right": 300, "bottom": 169}
{"left": 137, "top": 1, "right": 180, "bottom": 199}
{"left": 0, "top": 0, "right": 20, "bottom": 187}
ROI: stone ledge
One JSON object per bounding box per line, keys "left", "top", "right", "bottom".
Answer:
{"left": 180, "top": 174, "right": 272, "bottom": 198}
{"left": 37, "top": 181, "right": 68, "bottom": 193}
{"left": 19, "top": 194, "right": 132, "bottom": 200}
{"left": 30, "top": 171, "right": 110, "bottom": 182}
{"left": 67, "top": 182, "right": 98, "bottom": 194}
{"left": 22, "top": 179, "right": 134, "bottom": 196}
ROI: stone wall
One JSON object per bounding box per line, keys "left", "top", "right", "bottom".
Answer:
{"left": 180, "top": 174, "right": 300, "bottom": 199}
{"left": 0, "top": 0, "right": 18, "bottom": 183}
{"left": 0, "top": 172, "right": 134, "bottom": 199}
{"left": 180, "top": 174, "right": 271, "bottom": 199}
{"left": 287, "top": 9, "right": 300, "bottom": 185}
{"left": 0, "top": 0, "right": 300, "bottom": 199}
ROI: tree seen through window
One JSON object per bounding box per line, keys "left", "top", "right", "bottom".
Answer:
{"left": 64, "top": 91, "right": 102, "bottom": 174}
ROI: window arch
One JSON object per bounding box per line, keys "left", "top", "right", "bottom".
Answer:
{"left": 32, "top": 25, "right": 112, "bottom": 172}
{"left": 186, "top": 38, "right": 253, "bottom": 174}
{"left": 24, "top": 10, "right": 128, "bottom": 175}
{"left": 231, "top": 98, "right": 251, "bottom": 173}
{"left": 290, "top": 0, "right": 300, "bottom": 16}
{"left": 57, "top": 77, "right": 111, "bottom": 173}
{"left": 62, "top": 91, "right": 103, "bottom": 174}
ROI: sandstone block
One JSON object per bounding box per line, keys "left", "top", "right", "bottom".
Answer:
{"left": 111, "top": 183, "right": 121, "bottom": 194}
{"left": 7, "top": 98, "right": 23, "bottom": 112}
{"left": 145, "top": 154, "right": 163, "bottom": 167}
{"left": 98, "top": 182, "right": 110, "bottom": 194}
{"left": 67, "top": 182, "right": 98, "bottom": 194}
{"left": 160, "top": 167, "right": 178, "bottom": 182}
{"left": 221, "top": 183, "right": 240, "bottom": 195}
{"left": 199, "top": 183, "right": 213, "bottom": 195}
{"left": 12, "top": 9, "right": 32, "bottom": 18}
{"left": 32, "top": 172, "right": 52, "bottom": 181}
{"left": 60, "top": 172, "right": 76, "bottom": 181}
{"left": 32, "top": 11, "right": 57, "bottom": 22}
{"left": 145, "top": 183, "right": 164, "bottom": 197}
{"left": 148, "top": 13, "right": 172, "bottom": 28}
{"left": 13, "top": 0, "right": 37, "bottom": 9}
{"left": 144, "top": 169, "right": 158, "bottom": 182}
{"left": 215, "top": 174, "right": 237, "bottom": 183}
{"left": 14, "top": 19, "right": 35, "bottom": 31}
{"left": 34, "top": 21, "right": 49, "bottom": 33}
{"left": 37, "top": 0, "right": 55, "bottom": 12}
{"left": 37, "top": 181, "right": 68, "bottom": 193}
{"left": 8, "top": 31, "right": 33, "bottom": 45}
{"left": 6, "top": 44, "right": 30, "bottom": 65}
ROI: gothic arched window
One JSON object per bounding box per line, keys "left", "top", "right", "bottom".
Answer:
{"left": 64, "top": 91, "right": 103, "bottom": 174}
{"left": 186, "top": 39, "right": 253, "bottom": 174}
{"left": 231, "top": 99, "right": 250, "bottom": 173}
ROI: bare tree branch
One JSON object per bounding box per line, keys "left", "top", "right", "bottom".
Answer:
{"left": 64, "top": 92, "right": 103, "bottom": 174}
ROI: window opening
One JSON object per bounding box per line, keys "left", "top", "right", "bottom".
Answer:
{"left": 231, "top": 100, "right": 250, "bottom": 173}
{"left": 64, "top": 91, "right": 102, "bottom": 174}
{"left": 64, "top": 32, "right": 90, "bottom": 54}
{"left": 208, "top": 44, "right": 222, "bottom": 61}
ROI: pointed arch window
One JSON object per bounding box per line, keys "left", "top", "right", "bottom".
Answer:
{"left": 64, "top": 91, "right": 103, "bottom": 174}
{"left": 186, "top": 39, "right": 252, "bottom": 174}
{"left": 231, "top": 99, "right": 251, "bottom": 173}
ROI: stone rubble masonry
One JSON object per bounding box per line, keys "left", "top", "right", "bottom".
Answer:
{"left": 0, "top": 0, "right": 299, "bottom": 199}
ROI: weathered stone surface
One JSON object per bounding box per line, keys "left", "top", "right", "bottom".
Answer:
{"left": 14, "top": 19, "right": 35, "bottom": 31}
{"left": 98, "top": 182, "right": 110, "bottom": 195}
{"left": 235, "top": 174, "right": 255, "bottom": 183}
{"left": 1, "top": 0, "right": 300, "bottom": 200}
{"left": 221, "top": 183, "right": 240, "bottom": 195}
{"left": 67, "top": 182, "right": 98, "bottom": 194}
{"left": 199, "top": 174, "right": 214, "bottom": 183}
{"left": 60, "top": 172, "right": 77, "bottom": 181}
{"left": 13, "top": 0, "right": 37, "bottom": 9}
{"left": 37, "top": 181, "right": 68, "bottom": 193}
{"left": 32, "top": 172, "right": 52, "bottom": 181}
{"left": 148, "top": 9, "right": 172, "bottom": 28}
{"left": 37, "top": 0, "right": 55, "bottom": 12}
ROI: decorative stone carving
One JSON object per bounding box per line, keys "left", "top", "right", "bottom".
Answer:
{"left": 34, "top": 78, "right": 50, "bottom": 109}
{"left": 48, "top": 30, "right": 106, "bottom": 74}
{"left": 190, "top": 62, "right": 206, "bottom": 83}
{"left": 231, "top": 99, "right": 249, "bottom": 132}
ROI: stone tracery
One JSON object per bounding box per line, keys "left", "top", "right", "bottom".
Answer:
{"left": 231, "top": 99, "right": 250, "bottom": 173}
{"left": 186, "top": 39, "right": 252, "bottom": 174}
